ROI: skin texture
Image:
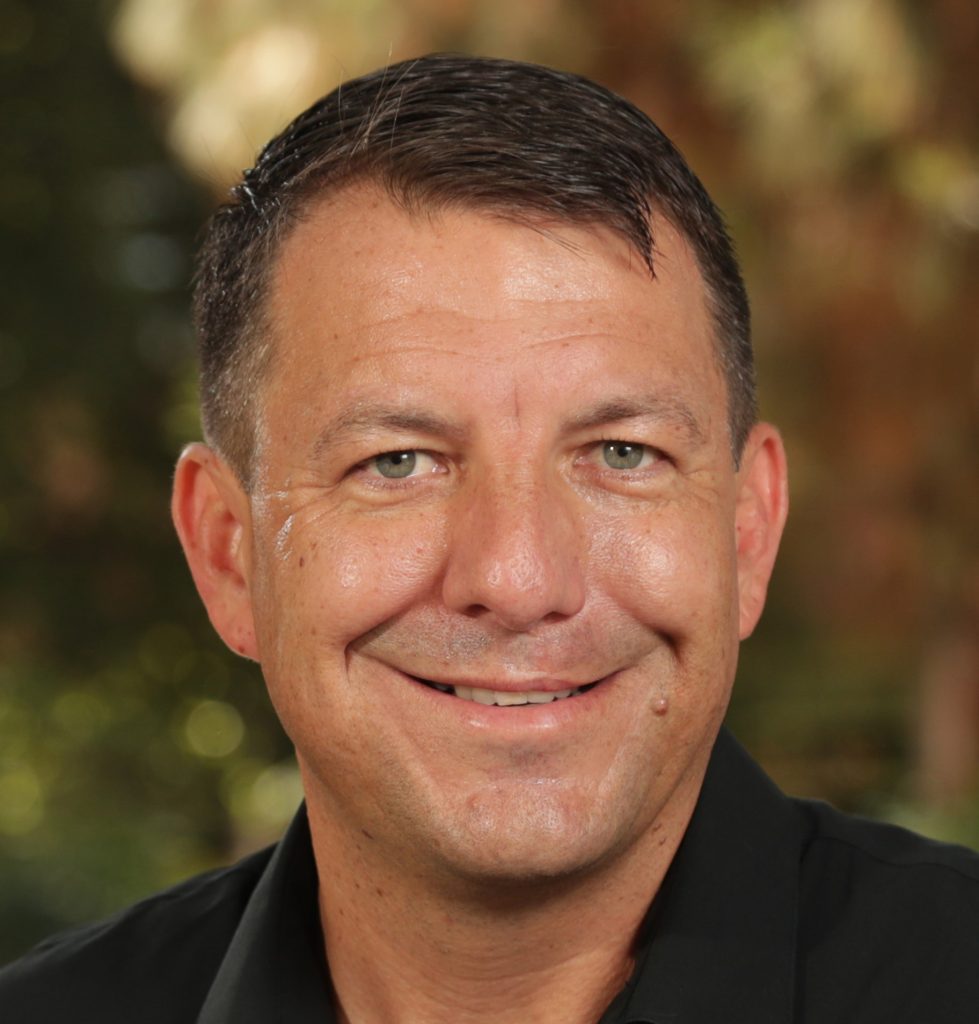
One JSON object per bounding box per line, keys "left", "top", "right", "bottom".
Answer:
{"left": 172, "top": 186, "right": 788, "bottom": 1023}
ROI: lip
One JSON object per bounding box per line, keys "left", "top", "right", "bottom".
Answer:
{"left": 407, "top": 672, "right": 600, "bottom": 694}
{"left": 388, "top": 666, "right": 617, "bottom": 735}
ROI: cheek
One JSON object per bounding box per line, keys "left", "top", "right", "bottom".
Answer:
{"left": 590, "top": 502, "right": 738, "bottom": 634}
{"left": 259, "top": 508, "right": 449, "bottom": 648}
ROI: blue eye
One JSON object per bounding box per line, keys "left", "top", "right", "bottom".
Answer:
{"left": 602, "top": 442, "right": 646, "bottom": 470}
{"left": 373, "top": 451, "right": 417, "bottom": 478}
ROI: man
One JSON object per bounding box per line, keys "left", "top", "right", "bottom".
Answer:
{"left": 2, "top": 54, "right": 977, "bottom": 1023}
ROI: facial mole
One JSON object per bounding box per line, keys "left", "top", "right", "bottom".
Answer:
{"left": 654, "top": 697, "right": 669, "bottom": 717}
{"left": 299, "top": 556, "right": 305, "bottom": 568}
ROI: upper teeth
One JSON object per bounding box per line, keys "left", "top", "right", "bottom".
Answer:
{"left": 450, "top": 685, "right": 579, "bottom": 706}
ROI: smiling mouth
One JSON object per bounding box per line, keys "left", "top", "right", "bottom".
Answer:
{"left": 413, "top": 677, "right": 600, "bottom": 706}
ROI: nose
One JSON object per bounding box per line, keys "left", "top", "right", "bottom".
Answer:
{"left": 441, "top": 468, "right": 587, "bottom": 631}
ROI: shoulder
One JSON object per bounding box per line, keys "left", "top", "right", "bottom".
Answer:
{"left": 793, "top": 798, "right": 979, "bottom": 1022}
{"left": 797, "top": 796, "right": 979, "bottom": 903}
{"left": 0, "top": 845, "right": 273, "bottom": 1024}
{"left": 800, "top": 793, "right": 979, "bottom": 870}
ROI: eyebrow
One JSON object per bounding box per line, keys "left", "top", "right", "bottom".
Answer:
{"left": 312, "top": 390, "right": 707, "bottom": 460}
{"left": 563, "top": 393, "right": 707, "bottom": 445}
{"left": 312, "top": 404, "right": 466, "bottom": 459}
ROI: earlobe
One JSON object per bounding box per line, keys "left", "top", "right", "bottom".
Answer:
{"left": 171, "top": 443, "right": 260, "bottom": 661}
{"left": 734, "top": 423, "right": 789, "bottom": 640}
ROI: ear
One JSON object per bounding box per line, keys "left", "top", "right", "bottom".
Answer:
{"left": 734, "top": 423, "right": 789, "bottom": 640}
{"left": 172, "top": 443, "right": 259, "bottom": 661}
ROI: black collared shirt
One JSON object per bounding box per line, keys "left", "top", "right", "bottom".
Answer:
{"left": 3, "top": 729, "right": 979, "bottom": 1022}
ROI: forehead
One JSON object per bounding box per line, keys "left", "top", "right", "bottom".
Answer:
{"left": 271, "top": 186, "right": 708, "bottom": 318}
{"left": 261, "top": 186, "right": 723, "bottom": 438}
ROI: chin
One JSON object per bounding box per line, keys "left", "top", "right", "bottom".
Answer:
{"left": 430, "top": 783, "right": 642, "bottom": 890}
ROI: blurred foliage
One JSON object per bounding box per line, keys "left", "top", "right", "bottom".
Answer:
{"left": 0, "top": 0, "right": 299, "bottom": 962}
{"left": 2, "top": 0, "right": 977, "bottom": 963}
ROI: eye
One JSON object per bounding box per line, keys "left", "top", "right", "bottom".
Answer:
{"left": 367, "top": 450, "right": 439, "bottom": 479}
{"left": 373, "top": 450, "right": 418, "bottom": 478}
{"left": 601, "top": 441, "right": 650, "bottom": 470}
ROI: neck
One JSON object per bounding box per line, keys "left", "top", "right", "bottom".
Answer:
{"left": 304, "top": 798, "right": 695, "bottom": 1024}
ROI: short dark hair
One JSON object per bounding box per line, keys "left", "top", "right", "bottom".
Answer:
{"left": 193, "top": 54, "right": 756, "bottom": 482}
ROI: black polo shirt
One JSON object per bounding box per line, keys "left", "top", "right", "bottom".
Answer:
{"left": 3, "top": 729, "right": 978, "bottom": 1022}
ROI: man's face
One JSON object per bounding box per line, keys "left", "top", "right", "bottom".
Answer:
{"left": 208, "top": 187, "right": 782, "bottom": 884}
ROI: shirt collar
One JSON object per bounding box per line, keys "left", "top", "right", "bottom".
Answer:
{"left": 197, "top": 728, "right": 800, "bottom": 1024}
{"left": 602, "top": 728, "right": 802, "bottom": 1024}
{"left": 196, "top": 805, "right": 335, "bottom": 1024}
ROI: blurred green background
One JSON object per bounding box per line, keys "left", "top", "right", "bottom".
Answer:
{"left": 1, "top": 0, "right": 977, "bottom": 963}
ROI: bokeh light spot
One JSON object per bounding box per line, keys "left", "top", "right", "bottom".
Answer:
{"left": 183, "top": 699, "right": 244, "bottom": 759}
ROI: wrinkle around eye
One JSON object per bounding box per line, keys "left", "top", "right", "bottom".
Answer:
{"left": 570, "top": 441, "right": 675, "bottom": 498}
